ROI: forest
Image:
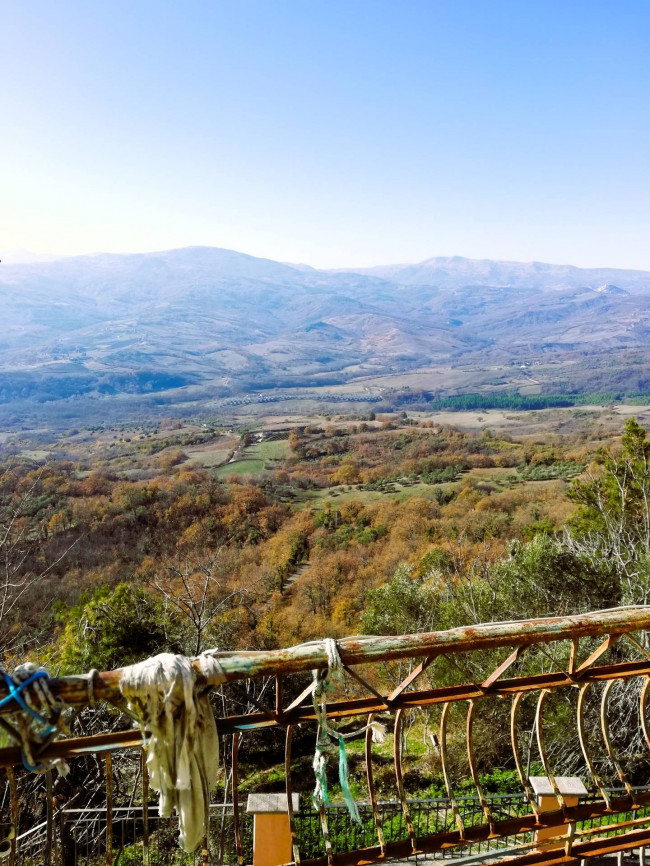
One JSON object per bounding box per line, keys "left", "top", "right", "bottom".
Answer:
{"left": 2, "top": 410, "right": 650, "bottom": 808}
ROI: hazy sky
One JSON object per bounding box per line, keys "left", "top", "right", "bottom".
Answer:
{"left": 2, "top": 1, "right": 650, "bottom": 269}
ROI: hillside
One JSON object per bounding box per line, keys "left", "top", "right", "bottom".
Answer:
{"left": 1, "top": 407, "right": 649, "bottom": 812}
{"left": 2, "top": 247, "right": 650, "bottom": 424}
{"left": 0, "top": 409, "right": 625, "bottom": 660}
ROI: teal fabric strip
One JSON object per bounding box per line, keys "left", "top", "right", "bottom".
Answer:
{"left": 337, "top": 736, "right": 361, "bottom": 824}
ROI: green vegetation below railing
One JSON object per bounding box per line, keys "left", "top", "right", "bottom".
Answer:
{"left": 294, "top": 793, "right": 650, "bottom": 862}
{"left": 295, "top": 795, "right": 533, "bottom": 859}
{"left": 15, "top": 791, "right": 650, "bottom": 865}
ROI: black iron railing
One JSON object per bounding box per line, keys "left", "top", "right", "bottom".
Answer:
{"left": 12, "top": 790, "right": 650, "bottom": 866}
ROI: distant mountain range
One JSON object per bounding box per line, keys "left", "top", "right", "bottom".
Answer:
{"left": 352, "top": 256, "right": 650, "bottom": 292}
{"left": 2, "top": 247, "right": 650, "bottom": 417}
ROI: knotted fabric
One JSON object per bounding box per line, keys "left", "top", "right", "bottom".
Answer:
{"left": 312, "top": 639, "right": 386, "bottom": 823}
{"left": 120, "top": 653, "right": 225, "bottom": 852}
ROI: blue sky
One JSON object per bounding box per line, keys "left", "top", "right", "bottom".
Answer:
{"left": 1, "top": 1, "right": 650, "bottom": 268}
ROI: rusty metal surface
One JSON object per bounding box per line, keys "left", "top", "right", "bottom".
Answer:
{"left": 220, "top": 658, "right": 650, "bottom": 734}
{"left": 364, "top": 713, "right": 385, "bottom": 856}
{"left": 440, "top": 701, "right": 466, "bottom": 839}
{"left": 466, "top": 699, "right": 496, "bottom": 834}
{"left": 482, "top": 646, "right": 525, "bottom": 690}
{"left": 0, "top": 729, "right": 145, "bottom": 769}
{"left": 481, "top": 824, "right": 650, "bottom": 866}
{"left": 285, "top": 725, "right": 301, "bottom": 866}
{"left": 8, "top": 653, "right": 650, "bottom": 765}
{"left": 387, "top": 655, "right": 435, "bottom": 703}
{"left": 641, "top": 676, "right": 650, "bottom": 750}
{"left": 535, "top": 690, "right": 566, "bottom": 811}
{"left": 577, "top": 682, "right": 611, "bottom": 809}
{"left": 232, "top": 733, "right": 243, "bottom": 866}
{"left": 601, "top": 679, "right": 635, "bottom": 799}
{"left": 5, "top": 607, "right": 650, "bottom": 866}
{"left": 511, "top": 691, "right": 540, "bottom": 817}
{"left": 3, "top": 653, "right": 650, "bottom": 766}
{"left": 393, "top": 709, "right": 416, "bottom": 854}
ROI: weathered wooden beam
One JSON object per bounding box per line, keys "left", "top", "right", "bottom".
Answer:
{"left": 2, "top": 607, "right": 648, "bottom": 714}
{"left": 0, "top": 656, "right": 646, "bottom": 764}
{"left": 0, "top": 730, "right": 145, "bottom": 769}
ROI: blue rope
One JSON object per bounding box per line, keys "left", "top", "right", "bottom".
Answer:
{"left": 0, "top": 671, "right": 61, "bottom": 772}
{"left": 22, "top": 755, "right": 45, "bottom": 772}
{"left": 0, "top": 671, "right": 53, "bottom": 727}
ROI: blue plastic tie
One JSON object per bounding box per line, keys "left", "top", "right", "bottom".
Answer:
{"left": 0, "top": 670, "right": 59, "bottom": 773}
{"left": 0, "top": 671, "right": 52, "bottom": 727}
{"left": 21, "top": 755, "right": 44, "bottom": 773}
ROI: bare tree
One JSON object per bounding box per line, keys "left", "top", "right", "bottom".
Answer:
{"left": 442, "top": 534, "right": 498, "bottom": 625}
{"left": 567, "top": 417, "right": 650, "bottom": 605}
{"left": 0, "top": 472, "right": 78, "bottom": 658}
{"left": 149, "top": 546, "right": 252, "bottom": 655}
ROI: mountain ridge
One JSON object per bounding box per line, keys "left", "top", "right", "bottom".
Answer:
{"left": 8, "top": 245, "right": 650, "bottom": 288}
{"left": 2, "top": 246, "right": 650, "bottom": 419}
{"left": 347, "top": 255, "right": 650, "bottom": 292}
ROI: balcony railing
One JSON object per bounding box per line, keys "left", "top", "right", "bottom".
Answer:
{"left": 2, "top": 609, "right": 650, "bottom": 866}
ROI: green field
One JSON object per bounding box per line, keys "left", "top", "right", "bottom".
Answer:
{"left": 185, "top": 447, "right": 234, "bottom": 468}
{"left": 296, "top": 480, "right": 456, "bottom": 508}
{"left": 214, "top": 438, "right": 289, "bottom": 477}
{"left": 294, "top": 465, "right": 546, "bottom": 510}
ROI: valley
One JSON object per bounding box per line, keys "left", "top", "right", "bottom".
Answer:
{"left": 2, "top": 396, "right": 649, "bottom": 803}
{"left": 2, "top": 248, "right": 650, "bottom": 429}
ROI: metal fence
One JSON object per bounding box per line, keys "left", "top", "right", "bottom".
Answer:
{"left": 293, "top": 795, "right": 535, "bottom": 861}
{"left": 11, "top": 790, "right": 650, "bottom": 866}
{"left": 14, "top": 802, "right": 252, "bottom": 866}
{"left": 5, "top": 610, "right": 650, "bottom": 866}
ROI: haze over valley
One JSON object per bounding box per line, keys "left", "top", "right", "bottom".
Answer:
{"left": 1, "top": 246, "right": 650, "bottom": 425}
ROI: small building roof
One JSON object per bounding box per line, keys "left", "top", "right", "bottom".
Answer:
{"left": 529, "top": 776, "right": 588, "bottom": 797}
{"left": 247, "top": 793, "right": 300, "bottom": 813}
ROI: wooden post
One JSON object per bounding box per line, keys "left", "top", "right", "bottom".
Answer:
{"left": 531, "top": 776, "right": 587, "bottom": 851}
{"left": 105, "top": 753, "right": 113, "bottom": 866}
{"left": 0, "top": 608, "right": 647, "bottom": 714}
{"left": 247, "top": 794, "right": 300, "bottom": 866}
{"left": 44, "top": 770, "right": 53, "bottom": 866}
{"left": 59, "top": 809, "right": 75, "bottom": 866}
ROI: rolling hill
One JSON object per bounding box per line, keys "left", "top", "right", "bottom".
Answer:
{"left": 2, "top": 247, "right": 650, "bottom": 421}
